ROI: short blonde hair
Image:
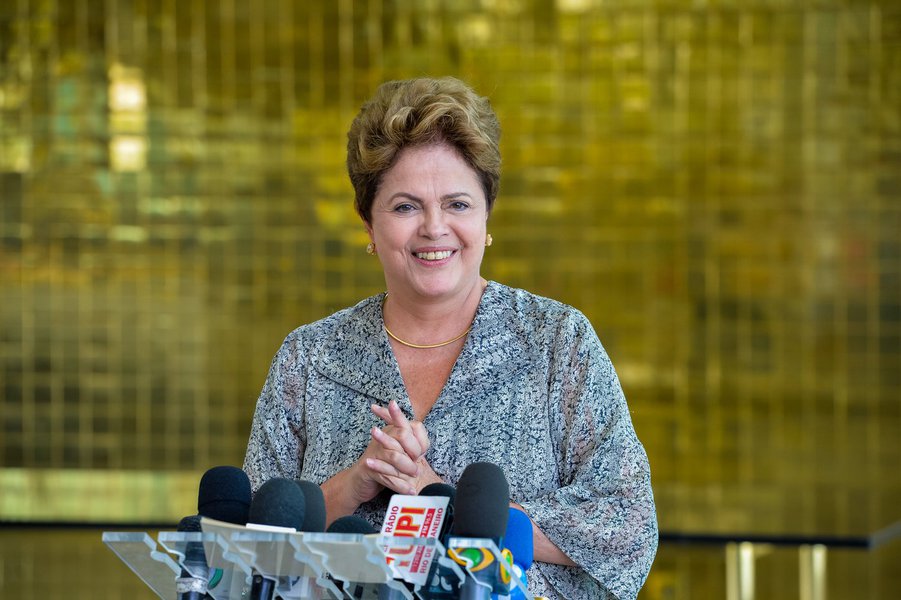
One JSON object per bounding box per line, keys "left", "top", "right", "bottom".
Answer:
{"left": 346, "top": 77, "right": 501, "bottom": 223}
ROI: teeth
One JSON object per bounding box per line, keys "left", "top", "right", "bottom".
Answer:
{"left": 416, "top": 250, "right": 452, "bottom": 260}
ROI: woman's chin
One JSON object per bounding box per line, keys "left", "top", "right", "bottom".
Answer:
{"left": 410, "top": 283, "right": 458, "bottom": 299}
{"left": 399, "top": 275, "right": 474, "bottom": 300}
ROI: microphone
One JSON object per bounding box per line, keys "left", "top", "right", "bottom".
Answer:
{"left": 247, "top": 478, "right": 307, "bottom": 600}
{"left": 179, "top": 466, "right": 250, "bottom": 599}
{"left": 295, "top": 480, "right": 327, "bottom": 533}
{"left": 248, "top": 477, "right": 306, "bottom": 530}
{"left": 419, "top": 482, "right": 456, "bottom": 539}
{"left": 175, "top": 515, "right": 211, "bottom": 600}
{"left": 499, "top": 507, "right": 533, "bottom": 600}
{"left": 198, "top": 466, "right": 252, "bottom": 524}
{"left": 326, "top": 515, "right": 377, "bottom": 535}
{"left": 451, "top": 462, "right": 509, "bottom": 539}
{"left": 448, "top": 462, "right": 510, "bottom": 600}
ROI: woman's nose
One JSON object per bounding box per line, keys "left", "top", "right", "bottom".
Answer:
{"left": 420, "top": 205, "right": 448, "bottom": 238}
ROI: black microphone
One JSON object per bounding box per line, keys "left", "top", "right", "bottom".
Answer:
{"left": 295, "top": 480, "right": 327, "bottom": 533}
{"left": 175, "top": 515, "right": 211, "bottom": 600}
{"left": 247, "top": 478, "right": 307, "bottom": 600}
{"left": 198, "top": 466, "right": 252, "bottom": 524}
{"left": 326, "top": 515, "right": 377, "bottom": 535}
{"left": 248, "top": 477, "right": 306, "bottom": 530}
{"left": 179, "top": 466, "right": 251, "bottom": 600}
{"left": 449, "top": 462, "right": 510, "bottom": 600}
{"left": 451, "top": 462, "right": 509, "bottom": 539}
{"left": 419, "top": 482, "right": 456, "bottom": 540}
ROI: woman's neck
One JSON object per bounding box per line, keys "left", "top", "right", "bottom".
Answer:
{"left": 383, "top": 279, "right": 487, "bottom": 344}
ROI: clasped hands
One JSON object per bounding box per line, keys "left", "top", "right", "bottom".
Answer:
{"left": 350, "top": 400, "right": 443, "bottom": 502}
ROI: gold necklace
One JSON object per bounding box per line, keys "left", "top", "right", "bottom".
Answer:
{"left": 381, "top": 294, "right": 472, "bottom": 349}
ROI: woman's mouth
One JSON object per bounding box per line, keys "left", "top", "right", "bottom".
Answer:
{"left": 414, "top": 250, "right": 453, "bottom": 261}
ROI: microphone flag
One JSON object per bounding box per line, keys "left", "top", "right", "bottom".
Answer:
{"left": 379, "top": 494, "right": 449, "bottom": 586}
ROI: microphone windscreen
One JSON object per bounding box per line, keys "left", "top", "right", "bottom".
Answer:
{"left": 451, "top": 462, "right": 509, "bottom": 539}
{"left": 326, "top": 515, "right": 377, "bottom": 535}
{"left": 197, "top": 466, "right": 252, "bottom": 524}
{"left": 295, "top": 480, "right": 327, "bottom": 532}
{"left": 419, "top": 483, "right": 456, "bottom": 504}
{"left": 504, "top": 507, "right": 534, "bottom": 569}
{"left": 248, "top": 477, "right": 306, "bottom": 530}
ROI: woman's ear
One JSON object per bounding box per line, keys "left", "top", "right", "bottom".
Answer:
{"left": 362, "top": 221, "right": 377, "bottom": 255}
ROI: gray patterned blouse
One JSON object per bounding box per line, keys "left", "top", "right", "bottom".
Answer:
{"left": 243, "top": 281, "right": 658, "bottom": 599}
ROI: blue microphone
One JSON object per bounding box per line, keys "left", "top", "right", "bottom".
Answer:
{"left": 496, "top": 507, "right": 533, "bottom": 600}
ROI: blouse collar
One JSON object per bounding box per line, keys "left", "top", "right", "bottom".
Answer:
{"left": 310, "top": 281, "right": 533, "bottom": 417}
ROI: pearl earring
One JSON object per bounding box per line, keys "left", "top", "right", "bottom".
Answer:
{"left": 485, "top": 233, "right": 493, "bottom": 247}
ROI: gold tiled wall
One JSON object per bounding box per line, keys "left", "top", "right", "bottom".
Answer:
{"left": 1, "top": 0, "right": 900, "bottom": 597}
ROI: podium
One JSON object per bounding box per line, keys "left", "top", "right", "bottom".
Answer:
{"left": 103, "top": 518, "right": 532, "bottom": 599}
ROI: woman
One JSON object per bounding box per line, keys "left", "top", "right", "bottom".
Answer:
{"left": 243, "top": 77, "right": 657, "bottom": 599}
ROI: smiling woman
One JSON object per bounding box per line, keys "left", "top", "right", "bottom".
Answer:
{"left": 243, "top": 77, "right": 658, "bottom": 600}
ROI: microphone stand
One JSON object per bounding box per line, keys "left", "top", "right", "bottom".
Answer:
{"left": 251, "top": 573, "right": 277, "bottom": 600}
{"left": 459, "top": 577, "right": 492, "bottom": 600}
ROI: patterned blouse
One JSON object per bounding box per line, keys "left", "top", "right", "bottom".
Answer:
{"left": 243, "top": 281, "right": 658, "bottom": 599}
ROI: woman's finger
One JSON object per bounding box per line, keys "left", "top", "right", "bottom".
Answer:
{"left": 385, "top": 400, "right": 430, "bottom": 458}
{"left": 387, "top": 399, "right": 409, "bottom": 426}
{"left": 364, "top": 458, "right": 417, "bottom": 495}
{"left": 409, "top": 421, "right": 431, "bottom": 455}
{"left": 372, "top": 400, "right": 412, "bottom": 429}
{"left": 370, "top": 428, "right": 419, "bottom": 477}
{"left": 372, "top": 402, "right": 430, "bottom": 459}
{"left": 371, "top": 426, "right": 404, "bottom": 452}
{"left": 382, "top": 424, "right": 427, "bottom": 460}
{"left": 371, "top": 403, "right": 392, "bottom": 423}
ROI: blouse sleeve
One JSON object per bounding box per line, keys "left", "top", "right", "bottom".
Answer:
{"left": 242, "top": 332, "right": 308, "bottom": 493}
{"left": 518, "top": 310, "right": 658, "bottom": 600}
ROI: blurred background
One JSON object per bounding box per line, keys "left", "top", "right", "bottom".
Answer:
{"left": 1, "top": 0, "right": 899, "bottom": 598}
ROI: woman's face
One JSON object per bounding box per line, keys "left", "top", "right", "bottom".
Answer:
{"left": 366, "top": 143, "right": 488, "bottom": 302}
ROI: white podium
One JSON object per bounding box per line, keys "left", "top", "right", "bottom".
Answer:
{"left": 103, "top": 519, "right": 531, "bottom": 599}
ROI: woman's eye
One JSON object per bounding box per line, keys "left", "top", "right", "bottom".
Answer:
{"left": 449, "top": 201, "right": 470, "bottom": 211}
{"left": 393, "top": 203, "right": 415, "bottom": 213}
